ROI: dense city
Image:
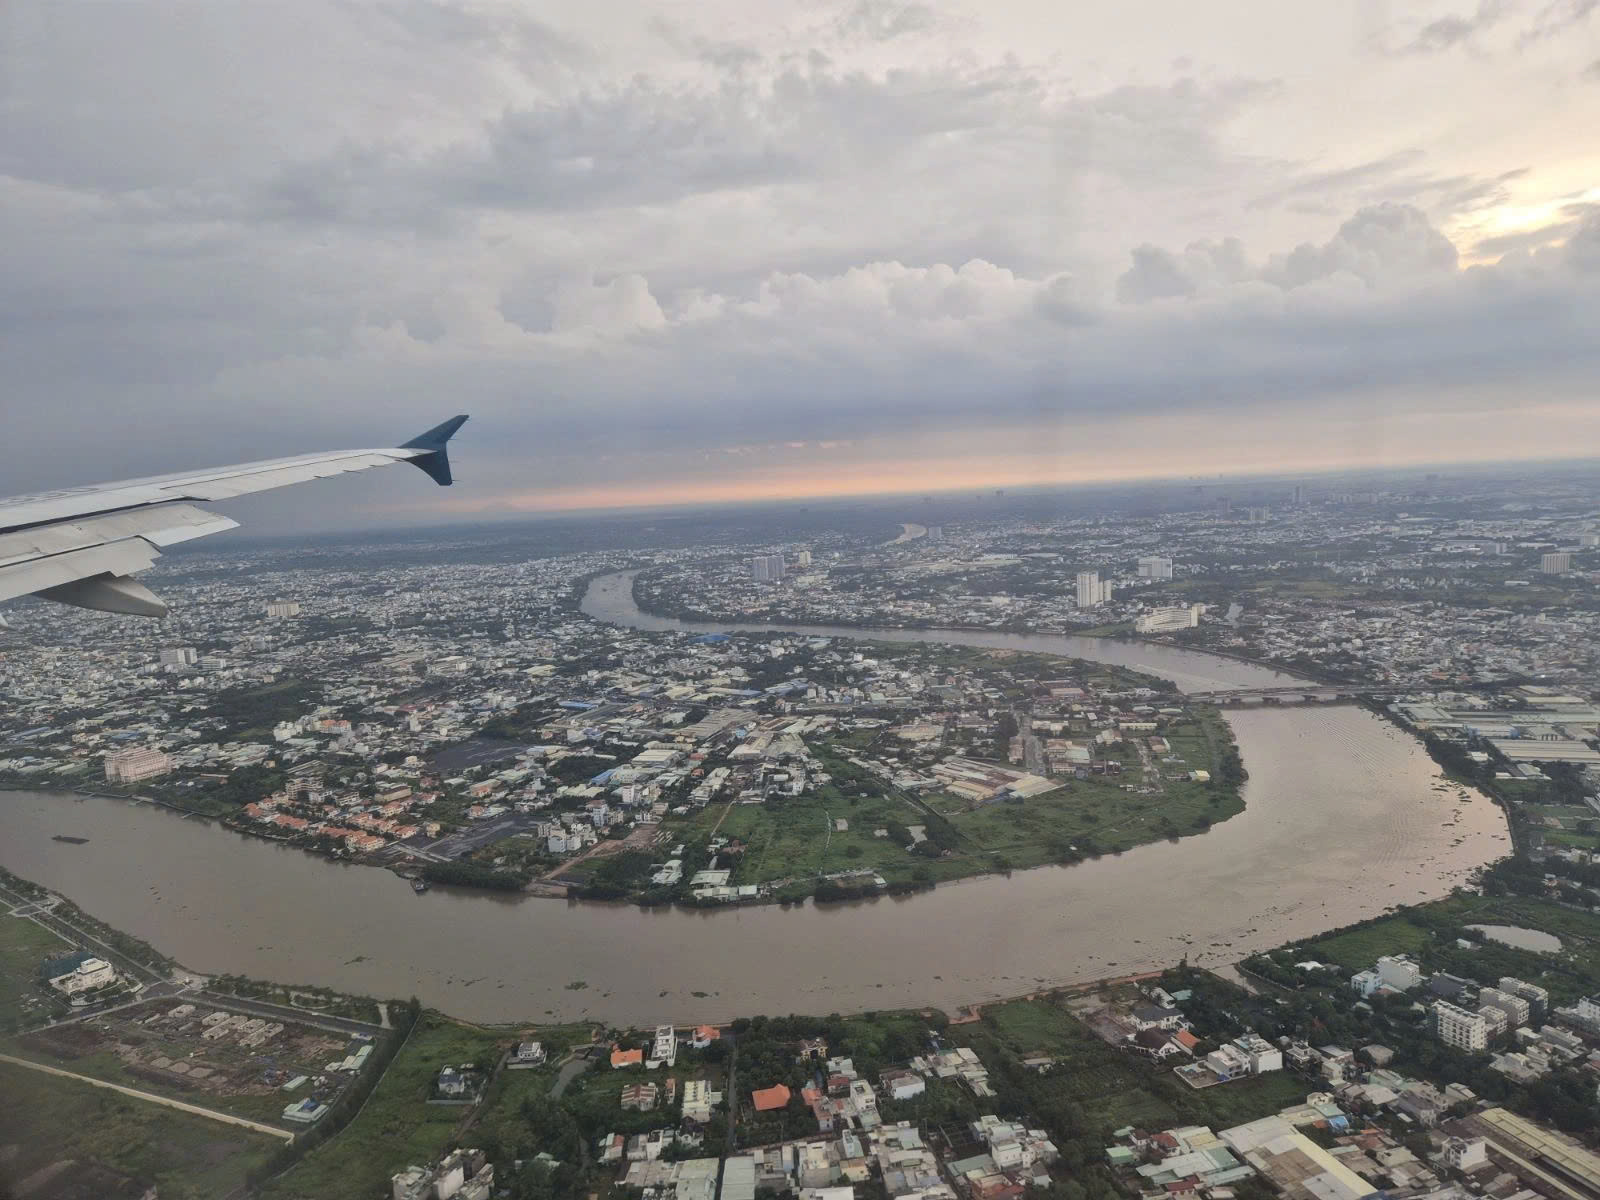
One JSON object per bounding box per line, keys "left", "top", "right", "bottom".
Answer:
{"left": 2, "top": 467, "right": 1599, "bottom": 1200}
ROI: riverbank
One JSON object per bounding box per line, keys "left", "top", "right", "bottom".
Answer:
{"left": 625, "top": 565, "right": 1358, "bottom": 685}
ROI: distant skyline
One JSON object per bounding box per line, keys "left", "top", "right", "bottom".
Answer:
{"left": 4, "top": 0, "right": 1600, "bottom": 527}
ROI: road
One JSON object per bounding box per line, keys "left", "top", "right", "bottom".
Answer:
{"left": 193, "top": 990, "right": 385, "bottom": 1037}
{"left": 0, "top": 1051, "right": 295, "bottom": 1142}
{"left": 1019, "top": 713, "right": 1046, "bottom": 776}
{"left": 714, "top": 1035, "right": 739, "bottom": 1200}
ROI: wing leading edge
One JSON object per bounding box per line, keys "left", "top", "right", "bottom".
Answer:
{"left": 0, "top": 415, "right": 468, "bottom": 618}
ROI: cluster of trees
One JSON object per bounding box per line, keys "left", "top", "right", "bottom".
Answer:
{"left": 421, "top": 861, "right": 527, "bottom": 891}
{"left": 574, "top": 850, "right": 659, "bottom": 901}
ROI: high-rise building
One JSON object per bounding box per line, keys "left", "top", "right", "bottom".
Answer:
{"left": 105, "top": 745, "right": 173, "bottom": 783}
{"left": 749, "top": 554, "right": 786, "bottom": 582}
{"left": 1431, "top": 1000, "right": 1488, "bottom": 1051}
{"left": 1075, "top": 571, "right": 1100, "bottom": 608}
{"left": 1137, "top": 556, "right": 1174, "bottom": 581}
{"left": 1246, "top": 506, "right": 1269, "bottom": 524}
{"left": 265, "top": 600, "right": 301, "bottom": 617}
{"left": 795, "top": 550, "right": 813, "bottom": 566}
{"left": 1541, "top": 552, "right": 1572, "bottom": 575}
{"left": 925, "top": 526, "right": 943, "bottom": 543}
{"left": 1580, "top": 533, "right": 1600, "bottom": 548}
{"left": 1292, "top": 484, "right": 1306, "bottom": 505}
{"left": 1099, "top": 579, "right": 1114, "bottom": 604}
{"left": 158, "top": 647, "right": 198, "bottom": 666}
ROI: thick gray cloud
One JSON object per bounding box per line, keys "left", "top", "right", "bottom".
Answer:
{"left": 2, "top": 0, "right": 1598, "bottom": 523}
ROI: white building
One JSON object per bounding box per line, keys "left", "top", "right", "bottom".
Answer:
{"left": 1075, "top": 571, "right": 1101, "bottom": 608}
{"left": 158, "top": 647, "right": 198, "bottom": 666}
{"left": 1498, "top": 977, "right": 1548, "bottom": 1018}
{"left": 104, "top": 745, "right": 173, "bottom": 783}
{"left": 1478, "top": 988, "right": 1530, "bottom": 1028}
{"left": 795, "top": 550, "right": 813, "bottom": 566}
{"left": 1233, "top": 1033, "right": 1283, "bottom": 1074}
{"left": 1441, "top": 1137, "right": 1488, "bottom": 1172}
{"left": 1135, "top": 605, "right": 1202, "bottom": 634}
{"left": 1541, "top": 552, "right": 1572, "bottom": 575}
{"left": 45, "top": 954, "right": 117, "bottom": 996}
{"left": 682, "top": 1079, "right": 723, "bottom": 1123}
{"left": 881, "top": 1069, "right": 925, "bottom": 1100}
{"left": 265, "top": 600, "right": 302, "bottom": 617}
{"left": 1432, "top": 1001, "right": 1488, "bottom": 1052}
{"left": 1377, "top": 954, "right": 1423, "bottom": 991}
{"left": 1137, "top": 556, "right": 1174, "bottom": 580}
{"left": 647, "top": 1024, "right": 677, "bottom": 1068}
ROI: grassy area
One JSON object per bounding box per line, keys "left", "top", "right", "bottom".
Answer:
{"left": 954, "top": 998, "right": 1318, "bottom": 1137}
{"left": 0, "top": 914, "right": 72, "bottom": 1029}
{"left": 0, "top": 1060, "right": 278, "bottom": 1200}
{"left": 260, "top": 1012, "right": 505, "bottom": 1199}
{"left": 1303, "top": 917, "right": 1432, "bottom": 972}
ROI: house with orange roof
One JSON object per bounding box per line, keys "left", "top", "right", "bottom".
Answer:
{"left": 751, "top": 1084, "right": 791, "bottom": 1112}
{"left": 611, "top": 1047, "right": 644, "bottom": 1069}
{"left": 691, "top": 1025, "right": 719, "bottom": 1049}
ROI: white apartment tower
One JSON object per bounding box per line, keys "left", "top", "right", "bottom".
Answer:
{"left": 750, "top": 554, "right": 786, "bottom": 582}
{"left": 1076, "top": 571, "right": 1101, "bottom": 608}
{"left": 1541, "top": 552, "right": 1572, "bottom": 575}
{"left": 158, "top": 647, "right": 198, "bottom": 666}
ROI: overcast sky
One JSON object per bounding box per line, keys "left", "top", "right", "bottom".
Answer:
{"left": 3, "top": 0, "right": 1599, "bottom": 527}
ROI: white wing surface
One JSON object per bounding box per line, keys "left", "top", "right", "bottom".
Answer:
{"left": 0, "top": 415, "right": 467, "bottom": 617}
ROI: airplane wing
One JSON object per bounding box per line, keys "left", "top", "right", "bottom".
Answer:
{"left": 0, "top": 415, "right": 467, "bottom": 618}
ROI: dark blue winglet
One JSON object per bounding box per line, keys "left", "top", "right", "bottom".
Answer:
{"left": 400, "top": 414, "right": 469, "bottom": 486}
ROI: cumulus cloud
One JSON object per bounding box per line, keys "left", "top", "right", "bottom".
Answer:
{"left": 1117, "top": 205, "right": 1458, "bottom": 299}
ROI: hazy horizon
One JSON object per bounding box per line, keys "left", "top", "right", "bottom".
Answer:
{"left": 6, "top": 0, "right": 1600, "bottom": 531}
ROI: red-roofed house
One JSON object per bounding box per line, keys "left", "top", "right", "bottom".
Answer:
{"left": 611, "top": 1047, "right": 644, "bottom": 1069}
{"left": 752, "top": 1084, "right": 791, "bottom": 1111}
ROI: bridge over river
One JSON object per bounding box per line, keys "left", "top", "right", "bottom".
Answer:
{"left": 1184, "top": 685, "right": 1403, "bottom": 706}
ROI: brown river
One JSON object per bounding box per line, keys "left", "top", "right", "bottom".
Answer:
{"left": 0, "top": 571, "right": 1509, "bottom": 1025}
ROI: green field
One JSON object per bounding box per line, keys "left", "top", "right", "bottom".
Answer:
{"left": 0, "top": 1060, "right": 278, "bottom": 1200}
{"left": 260, "top": 1013, "right": 507, "bottom": 1200}
{"left": 1303, "top": 917, "right": 1433, "bottom": 972}
{"left": 0, "top": 914, "right": 73, "bottom": 1029}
